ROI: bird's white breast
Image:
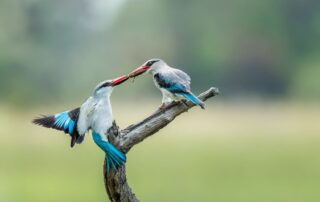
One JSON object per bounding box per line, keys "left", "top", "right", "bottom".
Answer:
{"left": 77, "top": 96, "right": 113, "bottom": 138}
{"left": 90, "top": 99, "right": 113, "bottom": 135}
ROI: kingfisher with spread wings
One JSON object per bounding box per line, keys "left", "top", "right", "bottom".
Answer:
{"left": 32, "top": 75, "right": 129, "bottom": 171}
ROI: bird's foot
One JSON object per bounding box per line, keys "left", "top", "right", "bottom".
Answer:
{"left": 159, "top": 103, "right": 166, "bottom": 111}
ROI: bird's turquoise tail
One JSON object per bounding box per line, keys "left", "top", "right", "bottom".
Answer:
{"left": 92, "top": 132, "right": 126, "bottom": 172}
{"left": 104, "top": 142, "right": 126, "bottom": 172}
{"left": 181, "top": 93, "right": 205, "bottom": 109}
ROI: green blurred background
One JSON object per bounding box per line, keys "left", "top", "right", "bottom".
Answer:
{"left": 1, "top": 0, "right": 320, "bottom": 201}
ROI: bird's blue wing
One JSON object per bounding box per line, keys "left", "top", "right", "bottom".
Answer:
{"left": 154, "top": 71, "right": 190, "bottom": 94}
{"left": 33, "top": 108, "right": 83, "bottom": 147}
{"left": 154, "top": 69, "right": 205, "bottom": 109}
{"left": 53, "top": 111, "right": 76, "bottom": 134}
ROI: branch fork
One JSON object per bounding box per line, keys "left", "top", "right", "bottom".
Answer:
{"left": 104, "top": 87, "right": 219, "bottom": 202}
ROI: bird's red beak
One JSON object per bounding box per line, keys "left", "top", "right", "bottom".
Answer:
{"left": 129, "top": 66, "right": 150, "bottom": 78}
{"left": 111, "top": 75, "right": 130, "bottom": 86}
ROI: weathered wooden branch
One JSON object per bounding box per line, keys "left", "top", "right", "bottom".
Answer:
{"left": 104, "top": 87, "right": 219, "bottom": 202}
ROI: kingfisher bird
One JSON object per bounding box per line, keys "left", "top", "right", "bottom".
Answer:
{"left": 129, "top": 59, "right": 205, "bottom": 110}
{"left": 32, "top": 75, "right": 129, "bottom": 171}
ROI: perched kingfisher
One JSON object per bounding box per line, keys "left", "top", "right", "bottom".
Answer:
{"left": 129, "top": 59, "right": 205, "bottom": 110}
{"left": 32, "top": 75, "right": 129, "bottom": 171}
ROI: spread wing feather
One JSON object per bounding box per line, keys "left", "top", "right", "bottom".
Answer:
{"left": 32, "top": 108, "right": 83, "bottom": 147}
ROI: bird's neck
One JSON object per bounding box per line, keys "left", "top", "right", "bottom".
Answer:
{"left": 94, "top": 90, "right": 111, "bottom": 99}
{"left": 94, "top": 93, "right": 113, "bottom": 114}
{"left": 97, "top": 94, "right": 112, "bottom": 105}
{"left": 151, "top": 65, "right": 169, "bottom": 75}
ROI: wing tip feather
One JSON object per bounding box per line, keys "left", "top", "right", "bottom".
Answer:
{"left": 32, "top": 115, "right": 55, "bottom": 128}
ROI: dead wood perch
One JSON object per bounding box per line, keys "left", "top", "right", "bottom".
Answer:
{"left": 104, "top": 87, "right": 219, "bottom": 202}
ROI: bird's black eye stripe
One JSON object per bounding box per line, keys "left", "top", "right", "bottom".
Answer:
{"left": 98, "top": 82, "right": 111, "bottom": 89}
{"left": 147, "top": 60, "right": 160, "bottom": 66}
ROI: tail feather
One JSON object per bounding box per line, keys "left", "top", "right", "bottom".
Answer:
{"left": 181, "top": 93, "right": 205, "bottom": 109}
{"left": 106, "top": 143, "right": 125, "bottom": 160}
{"left": 92, "top": 132, "right": 126, "bottom": 172}
{"left": 105, "top": 143, "right": 126, "bottom": 172}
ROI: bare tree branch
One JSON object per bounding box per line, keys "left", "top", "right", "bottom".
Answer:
{"left": 104, "top": 87, "right": 219, "bottom": 202}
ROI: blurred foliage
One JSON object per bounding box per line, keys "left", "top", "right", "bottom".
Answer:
{"left": 1, "top": 2, "right": 320, "bottom": 201}
{"left": 0, "top": 0, "right": 319, "bottom": 106}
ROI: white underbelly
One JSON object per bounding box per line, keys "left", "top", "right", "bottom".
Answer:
{"left": 91, "top": 104, "right": 113, "bottom": 136}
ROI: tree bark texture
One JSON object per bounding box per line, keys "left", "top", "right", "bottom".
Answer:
{"left": 104, "top": 87, "right": 219, "bottom": 202}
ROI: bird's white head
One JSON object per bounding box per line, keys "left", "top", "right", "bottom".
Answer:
{"left": 93, "top": 75, "right": 129, "bottom": 98}
{"left": 129, "top": 59, "right": 167, "bottom": 77}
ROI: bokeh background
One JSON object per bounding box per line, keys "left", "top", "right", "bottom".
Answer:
{"left": 1, "top": 0, "right": 320, "bottom": 201}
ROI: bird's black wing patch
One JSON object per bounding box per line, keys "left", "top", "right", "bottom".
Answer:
{"left": 32, "top": 107, "right": 83, "bottom": 147}
{"left": 154, "top": 73, "right": 170, "bottom": 88}
{"left": 33, "top": 115, "right": 56, "bottom": 129}
{"left": 154, "top": 73, "right": 189, "bottom": 94}
{"left": 68, "top": 108, "right": 80, "bottom": 120}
